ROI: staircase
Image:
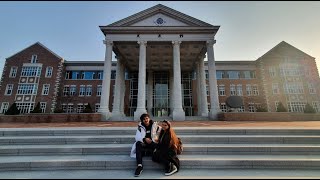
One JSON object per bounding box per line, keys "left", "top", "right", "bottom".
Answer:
{"left": 0, "top": 127, "right": 320, "bottom": 172}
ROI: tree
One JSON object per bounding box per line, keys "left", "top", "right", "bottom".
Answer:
{"left": 304, "top": 103, "right": 316, "bottom": 113}
{"left": 30, "top": 102, "right": 42, "bottom": 113}
{"left": 83, "top": 103, "right": 93, "bottom": 113}
{"left": 5, "top": 102, "right": 20, "bottom": 115}
{"left": 276, "top": 102, "right": 287, "bottom": 112}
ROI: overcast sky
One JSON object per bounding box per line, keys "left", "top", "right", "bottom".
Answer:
{"left": 1, "top": 1, "right": 320, "bottom": 77}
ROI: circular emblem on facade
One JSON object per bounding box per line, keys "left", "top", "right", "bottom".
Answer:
{"left": 25, "top": 97, "right": 30, "bottom": 100}
{"left": 17, "top": 97, "right": 21, "bottom": 100}
{"left": 21, "top": 78, "right": 26, "bottom": 82}
{"left": 29, "top": 78, "right": 34, "bottom": 82}
{"left": 154, "top": 17, "right": 166, "bottom": 26}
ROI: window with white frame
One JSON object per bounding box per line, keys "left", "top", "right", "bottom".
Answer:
{"left": 287, "top": 101, "right": 305, "bottom": 112}
{"left": 252, "top": 84, "right": 259, "bottom": 96}
{"left": 218, "top": 84, "right": 225, "bottom": 96}
{"left": 31, "top": 55, "right": 38, "bottom": 63}
{"left": 67, "top": 103, "right": 74, "bottom": 113}
{"left": 308, "top": 83, "right": 316, "bottom": 94}
{"left": 98, "top": 72, "right": 103, "bottom": 79}
{"left": 246, "top": 84, "right": 252, "bottom": 96}
{"left": 312, "top": 101, "right": 319, "bottom": 112}
{"left": 283, "top": 83, "right": 304, "bottom": 94}
{"left": 95, "top": 103, "right": 100, "bottom": 112}
{"left": 79, "top": 85, "right": 86, "bottom": 96}
{"left": 42, "top": 84, "right": 50, "bottom": 95}
{"left": 97, "top": 85, "right": 102, "bottom": 96}
{"left": 220, "top": 103, "right": 227, "bottom": 112}
{"left": 5, "top": 84, "right": 13, "bottom": 95}
{"left": 77, "top": 103, "right": 84, "bottom": 113}
{"left": 86, "top": 85, "right": 92, "bottom": 96}
{"left": 227, "top": 71, "right": 240, "bottom": 79}
{"left": 236, "top": 84, "right": 243, "bottom": 96}
{"left": 216, "top": 71, "right": 223, "bottom": 79}
{"left": 248, "top": 103, "right": 255, "bottom": 112}
{"left": 65, "top": 71, "right": 71, "bottom": 79}
{"left": 45, "top": 67, "right": 53, "bottom": 77}
{"left": 275, "top": 101, "right": 279, "bottom": 112}
{"left": 17, "top": 84, "right": 37, "bottom": 95}
{"left": 230, "top": 84, "right": 236, "bottom": 96}
{"left": 63, "top": 86, "right": 70, "bottom": 96}
{"left": 21, "top": 66, "right": 41, "bottom": 77}
{"left": 40, "top": 102, "right": 46, "bottom": 113}
{"left": 16, "top": 103, "right": 34, "bottom": 114}
{"left": 206, "top": 84, "right": 209, "bottom": 96}
{"left": 272, "top": 83, "right": 279, "bottom": 94}
{"left": 70, "top": 85, "right": 76, "bottom": 96}
{"left": 269, "top": 66, "right": 276, "bottom": 77}
{"left": 9, "top": 67, "right": 17, "bottom": 78}
{"left": 237, "top": 106, "right": 245, "bottom": 112}
{"left": 0, "top": 102, "right": 9, "bottom": 114}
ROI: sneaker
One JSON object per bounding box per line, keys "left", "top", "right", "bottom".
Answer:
{"left": 165, "top": 164, "right": 177, "bottom": 176}
{"left": 134, "top": 165, "right": 143, "bottom": 177}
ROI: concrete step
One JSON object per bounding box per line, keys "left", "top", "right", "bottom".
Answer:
{"left": 1, "top": 135, "right": 320, "bottom": 145}
{"left": 0, "top": 155, "right": 319, "bottom": 171}
{"left": 1, "top": 127, "right": 320, "bottom": 136}
{"left": 1, "top": 144, "right": 320, "bottom": 156}
{"left": 0, "top": 169, "right": 319, "bottom": 179}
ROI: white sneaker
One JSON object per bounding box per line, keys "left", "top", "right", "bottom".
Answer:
{"left": 165, "top": 164, "right": 177, "bottom": 176}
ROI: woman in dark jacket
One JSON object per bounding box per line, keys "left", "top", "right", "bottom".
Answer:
{"left": 152, "top": 120, "right": 180, "bottom": 176}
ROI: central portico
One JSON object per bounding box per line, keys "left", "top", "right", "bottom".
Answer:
{"left": 99, "top": 4, "right": 221, "bottom": 121}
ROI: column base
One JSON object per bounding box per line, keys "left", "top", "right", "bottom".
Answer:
{"left": 200, "top": 111, "right": 208, "bottom": 117}
{"left": 100, "top": 110, "right": 111, "bottom": 121}
{"left": 110, "top": 111, "right": 126, "bottom": 121}
{"left": 209, "top": 108, "right": 221, "bottom": 120}
{"left": 134, "top": 108, "right": 147, "bottom": 121}
{"left": 172, "top": 109, "right": 185, "bottom": 121}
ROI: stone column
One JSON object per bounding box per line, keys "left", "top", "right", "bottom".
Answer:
{"left": 169, "top": 70, "right": 174, "bottom": 117}
{"left": 110, "top": 57, "right": 124, "bottom": 120}
{"left": 199, "top": 55, "right": 209, "bottom": 116}
{"left": 196, "top": 60, "right": 202, "bottom": 116}
{"left": 147, "top": 70, "right": 153, "bottom": 116}
{"left": 172, "top": 41, "right": 185, "bottom": 121}
{"left": 134, "top": 40, "right": 147, "bottom": 120}
{"left": 207, "top": 40, "right": 221, "bottom": 120}
{"left": 99, "top": 40, "right": 113, "bottom": 121}
{"left": 119, "top": 63, "right": 126, "bottom": 117}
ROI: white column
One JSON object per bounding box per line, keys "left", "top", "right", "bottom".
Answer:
{"left": 119, "top": 63, "right": 125, "bottom": 117}
{"left": 199, "top": 55, "right": 209, "bottom": 116}
{"left": 147, "top": 70, "right": 153, "bottom": 116}
{"left": 172, "top": 41, "right": 185, "bottom": 121}
{"left": 134, "top": 40, "right": 147, "bottom": 120}
{"left": 99, "top": 40, "right": 113, "bottom": 121}
{"left": 207, "top": 40, "right": 221, "bottom": 120}
{"left": 196, "top": 60, "right": 202, "bottom": 116}
{"left": 169, "top": 70, "right": 174, "bottom": 117}
{"left": 110, "top": 57, "right": 124, "bottom": 120}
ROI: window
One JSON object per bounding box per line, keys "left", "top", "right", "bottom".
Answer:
{"left": 77, "top": 103, "right": 84, "bottom": 113}
{"left": 308, "top": 83, "right": 316, "bottom": 94}
{"left": 312, "top": 101, "right": 319, "bottom": 112}
{"left": 275, "top": 101, "right": 279, "bottom": 112}
{"left": 21, "top": 66, "right": 41, "bottom": 77}
{"left": 17, "top": 84, "right": 37, "bottom": 95}
{"left": 252, "top": 84, "right": 259, "bottom": 96}
{"left": 269, "top": 67, "right": 276, "bottom": 77}
{"left": 287, "top": 101, "right": 305, "bottom": 112}
{"left": 205, "top": 70, "right": 209, "bottom": 79}
{"left": 272, "top": 83, "right": 279, "bottom": 94}
{"left": 227, "top": 71, "right": 240, "bottom": 79}
{"left": 98, "top": 71, "right": 103, "bottom": 80}
{"left": 79, "top": 85, "right": 86, "bottom": 96}
{"left": 63, "top": 86, "right": 70, "bottom": 96}
{"left": 218, "top": 84, "right": 225, "bottom": 96}
{"left": 97, "top": 85, "right": 102, "bottom": 96}
{"left": 0, "top": 102, "right": 9, "bottom": 114}
{"left": 70, "top": 85, "right": 76, "bottom": 96}
{"left": 86, "top": 85, "right": 92, "bottom": 96}
{"left": 246, "top": 84, "right": 252, "bottom": 96}
{"left": 237, "top": 106, "right": 245, "bottom": 112}
{"left": 284, "top": 83, "right": 304, "bottom": 94}
{"left": 31, "top": 55, "right": 38, "bottom": 63}
{"left": 248, "top": 103, "right": 255, "bottom": 112}
{"left": 5, "top": 84, "right": 13, "bottom": 95}
{"left": 9, "top": 67, "right": 17, "bottom": 78}
{"left": 206, "top": 84, "right": 209, "bottom": 96}
{"left": 62, "top": 103, "right": 74, "bottom": 113}
{"left": 216, "top": 71, "right": 223, "bottom": 79}
{"left": 45, "top": 67, "right": 53, "bottom": 77}
{"left": 230, "top": 84, "right": 236, "bottom": 96}
{"left": 220, "top": 103, "right": 227, "bottom": 112}
{"left": 236, "top": 84, "right": 243, "bottom": 96}
{"left": 42, "top": 84, "right": 50, "bottom": 95}
{"left": 111, "top": 70, "right": 116, "bottom": 79}
{"left": 95, "top": 103, "right": 100, "bottom": 113}
{"left": 16, "top": 103, "right": 34, "bottom": 114}
{"left": 40, "top": 102, "right": 46, "bottom": 113}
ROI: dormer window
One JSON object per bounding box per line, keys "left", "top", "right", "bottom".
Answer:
{"left": 31, "top": 55, "right": 38, "bottom": 63}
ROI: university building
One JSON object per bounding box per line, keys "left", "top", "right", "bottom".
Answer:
{"left": 0, "top": 4, "right": 319, "bottom": 121}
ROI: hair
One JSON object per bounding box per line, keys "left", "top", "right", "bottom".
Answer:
{"left": 162, "top": 120, "right": 179, "bottom": 152}
{"left": 140, "top": 113, "right": 150, "bottom": 122}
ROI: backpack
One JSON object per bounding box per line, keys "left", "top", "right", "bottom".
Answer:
{"left": 177, "top": 138, "right": 183, "bottom": 155}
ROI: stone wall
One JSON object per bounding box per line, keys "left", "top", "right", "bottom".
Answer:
{"left": 218, "top": 112, "right": 320, "bottom": 121}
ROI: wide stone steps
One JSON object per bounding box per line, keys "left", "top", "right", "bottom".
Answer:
{"left": 0, "top": 127, "right": 319, "bottom": 171}
{"left": 0, "top": 155, "right": 320, "bottom": 171}
{"left": 1, "top": 144, "right": 320, "bottom": 156}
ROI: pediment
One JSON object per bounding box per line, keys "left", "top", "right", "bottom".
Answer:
{"left": 107, "top": 4, "right": 214, "bottom": 27}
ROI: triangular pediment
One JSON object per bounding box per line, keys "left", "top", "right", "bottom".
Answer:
{"left": 107, "top": 4, "right": 214, "bottom": 27}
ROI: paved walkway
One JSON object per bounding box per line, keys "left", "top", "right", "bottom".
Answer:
{"left": 1, "top": 120, "right": 320, "bottom": 129}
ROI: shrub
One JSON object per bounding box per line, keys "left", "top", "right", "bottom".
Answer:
{"left": 54, "top": 108, "right": 64, "bottom": 113}
{"left": 30, "top": 102, "right": 42, "bottom": 113}
{"left": 5, "top": 102, "right": 20, "bottom": 115}
{"left": 276, "top": 102, "right": 287, "bottom": 112}
{"left": 83, "top": 103, "right": 93, "bottom": 113}
{"left": 304, "top": 103, "right": 316, "bottom": 113}
{"left": 256, "top": 105, "right": 268, "bottom": 112}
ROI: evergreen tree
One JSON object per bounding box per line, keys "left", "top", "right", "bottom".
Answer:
{"left": 5, "top": 102, "right": 20, "bottom": 115}
{"left": 31, "top": 102, "right": 42, "bottom": 113}
{"left": 83, "top": 103, "right": 93, "bottom": 113}
{"left": 304, "top": 103, "right": 316, "bottom": 113}
{"left": 276, "top": 102, "right": 287, "bottom": 112}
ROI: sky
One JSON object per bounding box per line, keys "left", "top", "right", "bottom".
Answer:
{"left": 1, "top": 1, "right": 320, "bottom": 77}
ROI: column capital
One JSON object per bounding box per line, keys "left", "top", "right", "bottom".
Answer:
{"left": 103, "top": 40, "right": 113, "bottom": 46}
{"left": 137, "top": 40, "right": 147, "bottom": 46}
{"left": 172, "top": 41, "right": 182, "bottom": 46}
{"left": 206, "top": 40, "right": 216, "bottom": 46}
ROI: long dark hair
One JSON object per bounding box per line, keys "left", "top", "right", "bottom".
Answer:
{"left": 162, "top": 120, "right": 179, "bottom": 152}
